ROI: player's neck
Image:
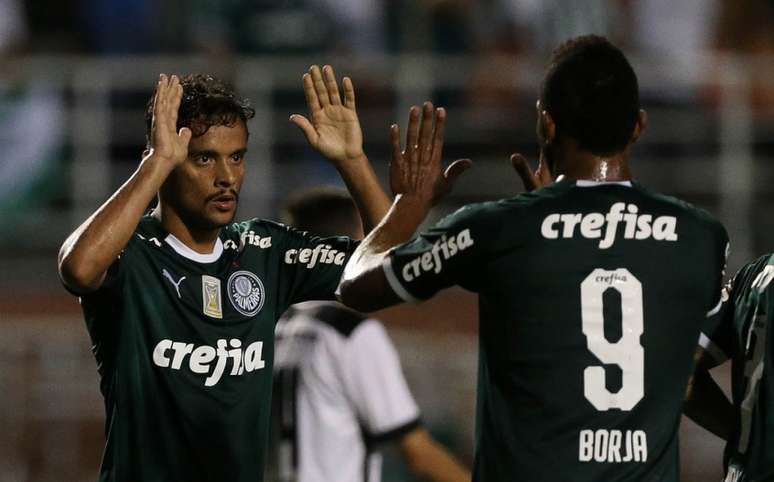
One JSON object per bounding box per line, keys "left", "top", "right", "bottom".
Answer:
{"left": 551, "top": 145, "right": 633, "bottom": 182}
{"left": 152, "top": 206, "right": 221, "bottom": 255}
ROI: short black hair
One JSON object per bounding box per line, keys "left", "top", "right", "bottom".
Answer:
{"left": 145, "top": 74, "right": 255, "bottom": 144}
{"left": 282, "top": 187, "right": 361, "bottom": 239}
{"left": 540, "top": 35, "right": 640, "bottom": 155}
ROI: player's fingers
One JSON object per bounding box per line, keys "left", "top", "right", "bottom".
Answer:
{"left": 155, "top": 74, "right": 175, "bottom": 135}
{"left": 302, "top": 73, "right": 321, "bottom": 113}
{"left": 431, "top": 107, "right": 446, "bottom": 164}
{"left": 167, "top": 76, "right": 183, "bottom": 130}
{"left": 390, "top": 123, "right": 403, "bottom": 164}
{"left": 342, "top": 77, "right": 356, "bottom": 109}
{"left": 150, "top": 78, "right": 163, "bottom": 131}
{"left": 152, "top": 74, "right": 167, "bottom": 119}
{"left": 178, "top": 127, "right": 192, "bottom": 147}
{"left": 160, "top": 76, "right": 180, "bottom": 134}
{"left": 535, "top": 156, "right": 553, "bottom": 186}
{"left": 405, "top": 106, "right": 420, "bottom": 158}
{"left": 323, "top": 65, "right": 341, "bottom": 106}
{"left": 510, "top": 153, "right": 538, "bottom": 191}
{"left": 310, "top": 65, "right": 330, "bottom": 107}
{"left": 289, "top": 114, "right": 318, "bottom": 146}
{"left": 444, "top": 158, "right": 473, "bottom": 187}
{"left": 418, "top": 101, "right": 434, "bottom": 156}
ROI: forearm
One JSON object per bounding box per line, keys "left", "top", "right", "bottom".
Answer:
{"left": 354, "top": 193, "right": 428, "bottom": 261}
{"left": 683, "top": 368, "right": 734, "bottom": 440}
{"left": 400, "top": 429, "right": 471, "bottom": 482}
{"left": 338, "top": 194, "right": 428, "bottom": 310}
{"left": 335, "top": 154, "right": 392, "bottom": 233}
{"left": 58, "top": 154, "right": 173, "bottom": 292}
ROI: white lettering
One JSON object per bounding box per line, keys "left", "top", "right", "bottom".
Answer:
{"left": 334, "top": 252, "right": 347, "bottom": 265}
{"left": 152, "top": 339, "right": 172, "bottom": 367}
{"left": 244, "top": 342, "right": 266, "bottom": 371}
{"left": 285, "top": 249, "right": 298, "bottom": 263}
{"left": 402, "top": 263, "right": 414, "bottom": 282}
{"left": 599, "top": 203, "right": 625, "bottom": 249}
{"left": 579, "top": 430, "right": 594, "bottom": 462}
{"left": 635, "top": 214, "right": 652, "bottom": 240}
{"left": 190, "top": 346, "right": 216, "bottom": 373}
{"left": 151, "top": 338, "right": 266, "bottom": 387}
{"left": 540, "top": 204, "right": 678, "bottom": 248}
{"left": 170, "top": 342, "right": 194, "bottom": 369}
{"left": 609, "top": 430, "right": 622, "bottom": 462}
{"left": 283, "top": 245, "right": 348, "bottom": 269}
{"left": 421, "top": 252, "right": 433, "bottom": 272}
{"left": 541, "top": 214, "right": 560, "bottom": 239}
{"left": 580, "top": 213, "right": 605, "bottom": 239}
{"left": 399, "top": 229, "right": 476, "bottom": 283}
{"left": 578, "top": 429, "right": 648, "bottom": 463}
{"left": 593, "top": 430, "right": 609, "bottom": 462}
{"left": 561, "top": 213, "right": 583, "bottom": 237}
{"left": 633, "top": 430, "right": 648, "bottom": 462}
{"left": 652, "top": 216, "right": 678, "bottom": 241}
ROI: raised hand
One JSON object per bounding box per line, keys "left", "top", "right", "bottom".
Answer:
{"left": 290, "top": 65, "right": 364, "bottom": 165}
{"left": 147, "top": 74, "right": 192, "bottom": 166}
{"left": 389, "top": 102, "right": 471, "bottom": 206}
{"left": 510, "top": 152, "right": 553, "bottom": 192}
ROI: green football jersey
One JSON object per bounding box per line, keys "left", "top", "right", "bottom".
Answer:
{"left": 701, "top": 253, "right": 774, "bottom": 482}
{"left": 77, "top": 215, "right": 356, "bottom": 482}
{"left": 384, "top": 178, "right": 728, "bottom": 482}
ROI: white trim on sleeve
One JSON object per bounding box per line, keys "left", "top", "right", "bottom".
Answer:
{"left": 706, "top": 298, "right": 724, "bottom": 318}
{"left": 575, "top": 180, "right": 633, "bottom": 187}
{"left": 382, "top": 255, "right": 420, "bottom": 303}
{"left": 699, "top": 332, "right": 729, "bottom": 364}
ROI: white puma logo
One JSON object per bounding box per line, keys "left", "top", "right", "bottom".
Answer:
{"left": 162, "top": 269, "right": 186, "bottom": 298}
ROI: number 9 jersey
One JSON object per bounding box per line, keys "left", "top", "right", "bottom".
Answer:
{"left": 383, "top": 178, "right": 729, "bottom": 482}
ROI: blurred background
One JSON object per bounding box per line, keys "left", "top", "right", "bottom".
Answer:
{"left": 1, "top": 0, "right": 773, "bottom": 480}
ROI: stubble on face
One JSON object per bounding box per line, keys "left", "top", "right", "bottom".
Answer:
{"left": 160, "top": 121, "right": 248, "bottom": 235}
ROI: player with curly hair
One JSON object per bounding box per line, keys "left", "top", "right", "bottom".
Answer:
{"left": 58, "top": 67, "right": 391, "bottom": 482}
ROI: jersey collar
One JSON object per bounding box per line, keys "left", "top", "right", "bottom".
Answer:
{"left": 164, "top": 233, "right": 224, "bottom": 263}
{"left": 574, "top": 179, "right": 633, "bottom": 187}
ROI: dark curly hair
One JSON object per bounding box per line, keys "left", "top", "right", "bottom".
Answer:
{"left": 540, "top": 35, "right": 640, "bottom": 155}
{"left": 145, "top": 74, "right": 255, "bottom": 145}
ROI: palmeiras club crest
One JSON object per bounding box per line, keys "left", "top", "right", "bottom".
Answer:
{"left": 227, "top": 270, "right": 265, "bottom": 316}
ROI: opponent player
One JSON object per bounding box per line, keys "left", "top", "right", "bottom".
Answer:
{"left": 685, "top": 253, "right": 774, "bottom": 482}
{"left": 268, "top": 188, "right": 470, "bottom": 482}
{"left": 57, "top": 66, "right": 391, "bottom": 482}
{"left": 338, "top": 35, "right": 729, "bottom": 481}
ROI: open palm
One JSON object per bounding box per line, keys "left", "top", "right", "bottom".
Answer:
{"left": 291, "top": 65, "right": 364, "bottom": 164}
{"left": 149, "top": 74, "right": 192, "bottom": 166}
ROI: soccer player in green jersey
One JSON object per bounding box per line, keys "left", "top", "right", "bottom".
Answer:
{"left": 338, "top": 35, "right": 729, "bottom": 481}
{"left": 685, "top": 253, "right": 774, "bottom": 482}
{"left": 57, "top": 66, "right": 392, "bottom": 482}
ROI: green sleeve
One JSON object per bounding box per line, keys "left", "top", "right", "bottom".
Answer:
{"left": 275, "top": 224, "right": 358, "bottom": 308}
{"left": 383, "top": 203, "right": 502, "bottom": 302}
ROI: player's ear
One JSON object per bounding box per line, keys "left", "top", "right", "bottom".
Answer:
{"left": 536, "top": 101, "right": 556, "bottom": 147}
{"left": 630, "top": 109, "right": 648, "bottom": 144}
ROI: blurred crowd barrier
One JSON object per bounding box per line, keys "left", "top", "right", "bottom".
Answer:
{"left": 1, "top": 53, "right": 773, "bottom": 284}
{"left": 0, "top": 52, "right": 769, "bottom": 481}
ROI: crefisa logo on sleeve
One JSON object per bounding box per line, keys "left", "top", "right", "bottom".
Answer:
{"left": 227, "top": 270, "right": 265, "bottom": 316}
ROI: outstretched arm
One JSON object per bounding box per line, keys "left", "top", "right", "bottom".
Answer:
{"left": 683, "top": 347, "right": 734, "bottom": 440}
{"left": 58, "top": 74, "right": 191, "bottom": 293}
{"left": 400, "top": 428, "right": 470, "bottom": 482}
{"left": 337, "top": 103, "right": 470, "bottom": 312}
{"left": 290, "top": 65, "right": 391, "bottom": 233}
